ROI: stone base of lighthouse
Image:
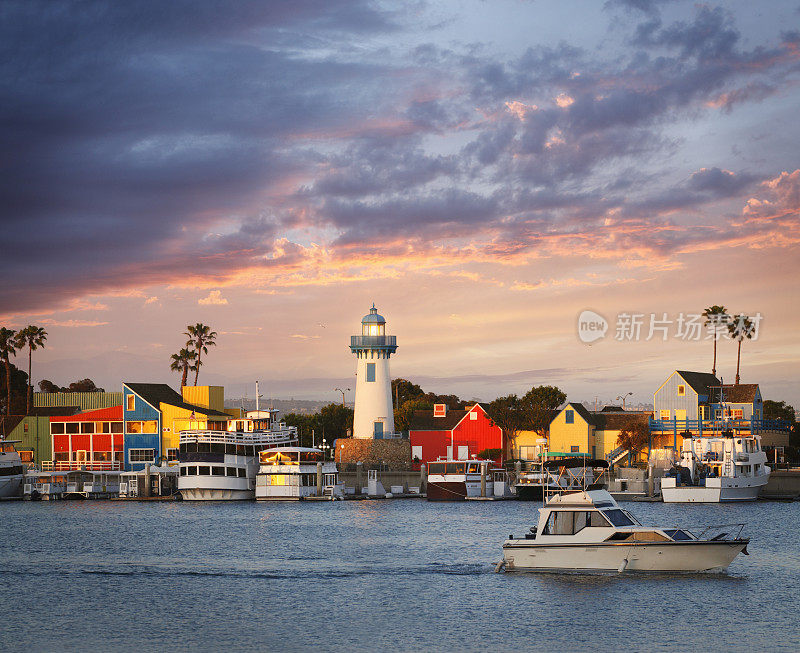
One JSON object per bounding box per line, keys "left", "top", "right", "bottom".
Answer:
{"left": 335, "top": 439, "right": 412, "bottom": 470}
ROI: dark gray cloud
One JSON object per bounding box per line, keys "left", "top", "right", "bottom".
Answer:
{"left": 1, "top": 1, "right": 797, "bottom": 314}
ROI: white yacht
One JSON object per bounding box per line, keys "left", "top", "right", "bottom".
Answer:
{"left": 178, "top": 411, "right": 298, "bottom": 501}
{"left": 255, "top": 447, "right": 343, "bottom": 500}
{"left": 426, "top": 458, "right": 503, "bottom": 500}
{"left": 502, "top": 489, "right": 749, "bottom": 573}
{"left": 661, "top": 433, "right": 769, "bottom": 503}
{"left": 0, "top": 440, "right": 24, "bottom": 499}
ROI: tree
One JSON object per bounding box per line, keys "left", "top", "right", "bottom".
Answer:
{"left": 728, "top": 313, "right": 754, "bottom": 385}
{"left": 15, "top": 325, "right": 47, "bottom": 414}
{"left": 185, "top": 323, "right": 217, "bottom": 385}
{"left": 0, "top": 360, "right": 28, "bottom": 415}
{"left": 487, "top": 394, "right": 525, "bottom": 460}
{"left": 763, "top": 400, "right": 796, "bottom": 424}
{"left": 520, "top": 385, "right": 567, "bottom": 436}
{"left": 67, "top": 379, "right": 105, "bottom": 392}
{"left": 391, "top": 378, "right": 424, "bottom": 407}
{"left": 617, "top": 420, "right": 651, "bottom": 466}
{"left": 38, "top": 379, "right": 60, "bottom": 393}
{"left": 170, "top": 348, "right": 197, "bottom": 387}
{"left": 0, "top": 328, "right": 18, "bottom": 414}
{"left": 702, "top": 305, "right": 729, "bottom": 377}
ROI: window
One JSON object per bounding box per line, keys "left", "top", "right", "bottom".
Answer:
{"left": 237, "top": 468, "right": 247, "bottom": 478}
{"left": 366, "top": 363, "right": 376, "bottom": 383}
{"left": 212, "top": 466, "right": 225, "bottom": 476}
{"left": 660, "top": 410, "right": 670, "bottom": 419}
{"left": 733, "top": 409, "right": 743, "bottom": 419}
{"left": 110, "top": 422, "right": 123, "bottom": 434}
{"left": 570, "top": 446, "right": 579, "bottom": 453}
{"left": 197, "top": 466, "right": 211, "bottom": 475}
{"left": 180, "top": 467, "right": 187, "bottom": 476}
{"left": 127, "top": 394, "right": 135, "bottom": 411}
{"left": 677, "top": 385, "right": 686, "bottom": 396}
{"left": 469, "top": 411, "right": 478, "bottom": 421}
{"left": 129, "top": 448, "right": 155, "bottom": 463}
{"left": 603, "top": 509, "right": 636, "bottom": 527}
{"left": 66, "top": 423, "right": 79, "bottom": 434}
{"left": 565, "top": 409, "right": 574, "bottom": 424}
{"left": 93, "top": 452, "right": 110, "bottom": 461}
{"left": 543, "top": 511, "right": 610, "bottom": 536}
{"left": 19, "top": 451, "right": 34, "bottom": 463}
{"left": 51, "top": 423, "right": 65, "bottom": 434}
{"left": 226, "top": 467, "right": 237, "bottom": 477}
{"left": 167, "top": 448, "right": 178, "bottom": 461}
{"left": 187, "top": 466, "right": 197, "bottom": 476}
{"left": 81, "top": 422, "right": 94, "bottom": 434}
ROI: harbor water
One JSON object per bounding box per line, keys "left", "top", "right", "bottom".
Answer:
{"left": 1, "top": 499, "right": 799, "bottom": 651}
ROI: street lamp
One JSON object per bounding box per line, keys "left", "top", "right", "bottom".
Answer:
{"left": 334, "top": 387, "right": 350, "bottom": 405}
{"left": 616, "top": 392, "right": 634, "bottom": 410}
{"left": 322, "top": 438, "right": 327, "bottom": 459}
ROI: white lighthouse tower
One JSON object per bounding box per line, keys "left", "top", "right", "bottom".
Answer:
{"left": 350, "top": 304, "right": 398, "bottom": 439}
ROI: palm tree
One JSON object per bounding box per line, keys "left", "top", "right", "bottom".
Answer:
{"left": 184, "top": 323, "right": 217, "bottom": 386}
{"left": 15, "top": 325, "right": 47, "bottom": 414}
{"left": 0, "top": 328, "right": 18, "bottom": 415}
{"left": 702, "top": 305, "right": 729, "bottom": 377}
{"left": 728, "top": 314, "right": 754, "bottom": 385}
{"left": 170, "top": 347, "right": 197, "bottom": 387}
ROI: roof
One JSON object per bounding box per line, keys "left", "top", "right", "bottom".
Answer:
{"left": 29, "top": 406, "right": 82, "bottom": 417}
{"left": 408, "top": 408, "right": 470, "bottom": 431}
{"left": 51, "top": 405, "right": 123, "bottom": 422}
{"left": 675, "top": 371, "right": 721, "bottom": 397}
{"left": 124, "top": 383, "right": 231, "bottom": 418}
{"left": 0, "top": 416, "right": 25, "bottom": 437}
{"left": 361, "top": 304, "right": 386, "bottom": 324}
{"left": 711, "top": 383, "right": 760, "bottom": 403}
{"left": 591, "top": 411, "right": 651, "bottom": 430}
{"left": 566, "top": 402, "right": 595, "bottom": 425}
{"left": 600, "top": 406, "right": 625, "bottom": 412}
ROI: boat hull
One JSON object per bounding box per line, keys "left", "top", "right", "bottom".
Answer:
{"left": 426, "top": 481, "right": 468, "bottom": 501}
{"left": 180, "top": 488, "right": 254, "bottom": 501}
{"left": 502, "top": 540, "right": 748, "bottom": 573}
{"left": 0, "top": 475, "right": 23, "bottom": 499}
{"left": 662, "top": 475, "right": 768, "bottom": 503}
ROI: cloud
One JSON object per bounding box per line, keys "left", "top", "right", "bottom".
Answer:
{"left": 198, "top": 290, "right": 228, "bottom": 305}
{"left": 144, "top": 296, "right": 159, "bottom": 305}
{"left": 290, "top": 334, "right": 321, "bottom": 340}
{"left": 40, "top": 319, "right": 109, "bottom": 328}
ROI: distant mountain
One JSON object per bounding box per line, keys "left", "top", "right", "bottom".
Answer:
{"left": 226, "top": 397, "right": 351, "bottom": 415}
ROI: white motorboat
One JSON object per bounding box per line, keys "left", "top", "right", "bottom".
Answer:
{"left": 0, "top": 440, "right": 25, "bottom": 499}
{"left": 661, "top": 433, "right": 769, "bottom": 503}
{"left": 502, "top": 489, "right": 749, "bottom": 573}
{"left": 255, "top": 447, "right": 343, "bottom": 500}
{"left": 178, "top": 411, "right": 298, "bottom": 500}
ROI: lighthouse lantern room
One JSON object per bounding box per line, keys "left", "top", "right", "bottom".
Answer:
{"left": 350, "top": 304, "right": 398, "bottom": 439}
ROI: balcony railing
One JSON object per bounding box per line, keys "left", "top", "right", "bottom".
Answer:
{"left": 350, "top": 335, "right": 397, "bottom": 350}
{"left": 648, "top": 417, "right": 790, "bottom": 435}
{"left": 41, "top": 461, "right": 123, "bottom": 471}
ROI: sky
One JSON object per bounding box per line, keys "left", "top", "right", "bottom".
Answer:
{"left": 1, "top": 0, "right": 799, "bottom": 408}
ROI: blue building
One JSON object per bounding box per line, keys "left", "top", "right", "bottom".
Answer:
{"left": 123, "top": 383, "right": 163, "bottom": 471}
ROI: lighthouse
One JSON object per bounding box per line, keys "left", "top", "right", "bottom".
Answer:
{"left": 350, "top": 304, "right": 398, "bottom": 439}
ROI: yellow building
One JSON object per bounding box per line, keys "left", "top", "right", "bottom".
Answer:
{"left": 513, "top": 430, "right": 548, "bottom": 460}
{"left": 159, "top": 386, "right": 236, "bottom": 462}
{"left": 547, "top": 403, "right": 651, "bottom": 463}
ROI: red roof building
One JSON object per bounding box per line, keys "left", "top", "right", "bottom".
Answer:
{"left": 49, "top": 405, "right": 124, "bottom": 471}
{"left": 409, "top": 404, "right": 503, "bottom": 469}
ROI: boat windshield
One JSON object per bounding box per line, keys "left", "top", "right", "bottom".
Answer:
{"left": 602, "top": 509, "right": 637, "bottom": 527}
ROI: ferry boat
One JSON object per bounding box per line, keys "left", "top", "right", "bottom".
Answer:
{"left": 661, "top": 433, "right": 769, "bottom": 503}
{"left": 0, "top": 440, "right": 24, "bottom": 499}
{"left": 502, "top": 489, "right": 749, "bottom": 573}
{"left": 426, "top": 458, "right": 503, "bottom": 501}
{"left": 178, "top": 410, "right": 298, "bottom": 501}
{"left": 255, "top": 447, "right": 343, "bottom": 500}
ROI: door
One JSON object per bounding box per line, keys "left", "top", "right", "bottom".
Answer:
{"left": 76, "top": 450, "right": 87, "bottom": 463}
{"left": 373, "top": 421, "right": 384, "bottom": 438}
{"left": 457, "top": 446, "right": 469, "bottom": 460}
{"left": 675, "top": 409, "right": 687, "bottom": 424}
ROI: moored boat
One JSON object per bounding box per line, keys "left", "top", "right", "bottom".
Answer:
{"left": 502, "top": 489, "right": 749, "bottom": 573}
{"left": 178, "top": 409, "right": 298, "bottom": 501}
{"left": 661, "top": 432, "right": 769, "bottom": 503}
{"left": 0, "top": 439, "right": 25, "bottom": 499}
{"left": 426, "top": 458, "right": 500, "bottom": 501}
{"left": 255, "top": 447, "right": 343, "bottom": 500}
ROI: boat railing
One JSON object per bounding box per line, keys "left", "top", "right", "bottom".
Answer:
{"left": 178, "top": 429, "right": 298, "bottom": 445}
{"left": 41, "top": 461, "right": 123, "bottom": 471}
{"left": 692, "top": 523, "right": 746, "bottom": 541}
{"left": 649, "top": 417, "right": 790, "bottom": 435}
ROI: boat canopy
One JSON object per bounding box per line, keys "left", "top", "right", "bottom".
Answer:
{"left": 543, "top": 457, "right": 609, "bottom": 470}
